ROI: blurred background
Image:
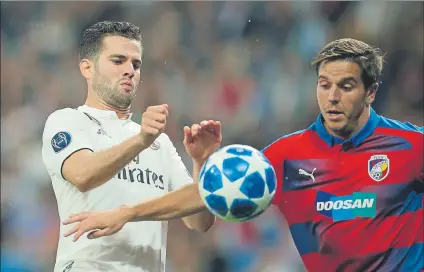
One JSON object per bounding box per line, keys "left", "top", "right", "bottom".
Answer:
{"left": 1, "top": 1, "right": 423, "bottom": 271}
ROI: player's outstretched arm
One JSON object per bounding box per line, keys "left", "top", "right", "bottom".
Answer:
{"left": 62, "top": 104, "right": 168, "bottom": 192}
{"left": 63, "top": 182, "right": 206, "bottom": 241}
{"left": 62, "top": 120, "right": 222, "bottom": 240}
{"left": 179, "top": 121, "right": 222, "bottom": 232}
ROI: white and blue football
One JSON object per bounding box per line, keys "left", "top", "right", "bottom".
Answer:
{"left": 199, "top": 144, "right": 277, "bottom": 222}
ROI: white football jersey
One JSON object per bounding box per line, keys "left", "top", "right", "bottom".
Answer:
{"left": 42, "top": 105, "right": 193, "bottom": 272}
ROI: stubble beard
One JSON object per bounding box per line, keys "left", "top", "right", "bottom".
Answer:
{"left": 327, "top": 100, "right": 367, "bottom": 138}
{"left": 92, "top": 73, "right": 136, "bottom": 109}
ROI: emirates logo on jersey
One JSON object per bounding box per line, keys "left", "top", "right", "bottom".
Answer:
{"left": 115, "top": 154, "right": 164, "bottom": 189}
{"left": 116, "top": 167, "right": 165, "bottom": 189}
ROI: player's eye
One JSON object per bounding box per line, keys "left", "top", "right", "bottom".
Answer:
{"left": 341, "top": 85, "right": 353, "bottom": 91}
{"left": 133, "top": 63, "right": 141, "bottom": 70}
{"left": 112, "top": 59, "right": 122, "bottom": 64}
{"left": 319, "top": 83, "right": 330, "bottom": 90}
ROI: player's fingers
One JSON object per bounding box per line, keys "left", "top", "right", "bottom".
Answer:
{"left": 213, "top": 121, "right": 222, "bottom": 137}
{"left": 148, "top": 104, "right": 168, "bottom": 116}
{"left": 87, "top": 228, "right": 110, "bottom": 239}
{"left": 199, "top": 120, "right": 213, "bottom": 132}
{"left": 145, "top": 119, "right": 166, "bottom": 130}
{"left": 73, "top": 229, "right": 87, "bottom": 242}
{"left": 73, "top": 222, "right": 99, "bottom": 242}
{"left": 209, "top": 121, "right": 221, "bottom": 136}
{"left": 151, "top": 112, "right": 167, "bottom": 123}
{"left": 161, "top": 104, "right": 168, "bottom": 114}
{"left": 151, "top": 119, "right": 165, "bottom": 131}
{"left": 206, "top": 120, "right": 216, "bottom": 132}
{"left": 199, "top": 120, "right": 219, "bottom": 138}
{"left": 63, "top": 213, "right": 90, "bottom": 225}
{"left": 191, "top": 124, "right": 201, "bottom": 137}
{"left": 183, "top": 126, "right": 193, "bottom": 144}
{"left": 69, "top": 212, "right": 90, "bottom": 219}
{"left": 163, "top": 104, "right": 169, "bottom": 117}
{"left": 200, "top": 120, "right": 208, "bottom": 127}
{"left": 63, "top": 224, "right": 80, "bottom": 237}
{"left": 143, "top": 111, "right": 167, "bottom": 124}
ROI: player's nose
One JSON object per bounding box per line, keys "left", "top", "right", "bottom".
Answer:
{"left": 327, "top": 87, "right": 341, "bottom": 104}
{"left": 122, "top": 62, "right": 135, "bottom": 79}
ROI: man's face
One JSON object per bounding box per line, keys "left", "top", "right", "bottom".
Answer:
{"left": 316, "top": 60, "right": 375, "bottom": 137}
{"left": 92, "top": 35, "right": 142, "bottom": 109}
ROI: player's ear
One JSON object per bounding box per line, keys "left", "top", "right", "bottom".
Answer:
{"left": 365, "top": 82, "right": 379, "bottom": 105}
{"left": 79, "top": 59, "right": 94, "bottom": 80}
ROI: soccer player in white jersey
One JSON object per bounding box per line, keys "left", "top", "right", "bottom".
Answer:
{"left": 42, "top": 21, "right": 220, "bottom": 272}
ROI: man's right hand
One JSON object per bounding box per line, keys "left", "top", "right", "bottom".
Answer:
{"left": 139, "top": 104, "right": 169, "bottom": 148}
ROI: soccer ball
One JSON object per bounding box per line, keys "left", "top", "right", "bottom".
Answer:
{"left": 199, "top": 144, "right": 277, "bottom": 222}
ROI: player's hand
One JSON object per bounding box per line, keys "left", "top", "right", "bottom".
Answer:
{"left": 183, "top": 120, "right": 222, "bottom": 163}
{"left": 62, "top": 206, "right": 133, "bottom": 242}
{"left": 139, "top": 104, "right": 169, "bottom": 148}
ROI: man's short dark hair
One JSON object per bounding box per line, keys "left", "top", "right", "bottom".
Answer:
{"left": 311, "top": 38, "right": 385, "bottom": 90}
{"left": 79, "top": 21, "right": 142, "bottom": 61}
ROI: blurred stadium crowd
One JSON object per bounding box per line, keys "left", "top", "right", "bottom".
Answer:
{"left": 1, "top": 1, "right": 422, "bottom": 271}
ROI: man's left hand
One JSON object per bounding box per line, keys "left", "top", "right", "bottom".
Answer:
{"left": 62, "top": 206, "right": 134, "bottom": 242}
{"left": 183, "top": 120, "right": 222, "bottom": 163}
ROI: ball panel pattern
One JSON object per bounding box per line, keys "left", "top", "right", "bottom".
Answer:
{"left": 230, "top": 198, "right": 258, "bottom": 219}
{"left": 226, "top": 146, "right": 253, "bottom": 157}
{"left": 239, "top": 171, "right": 265, "bottom": 199}
{"left": 205, "top": 194, "right": 228, "bottom": 217}
{"left": 202, "top": 165, "right": 223, "bottom": 193}
{"left": 265, "top": 167, "right": 276, "bottom": 194}
{"left": 222, "top": 157, "right": 249, "bottom": 182}
{"left": 199, "top": 158, "right": 209, "bottom": 181}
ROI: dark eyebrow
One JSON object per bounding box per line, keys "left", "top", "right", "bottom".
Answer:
{"left": 109, "top": 54, "right": 142, "bottom": 65}
{"left": 318, "top": 75, "right": 358, "bottom": 84}
{"left": 339, "top": 77, "right": 358, "bottom": 84}
{"left": 109, "top": 54, "right": 126, "bottom": 59}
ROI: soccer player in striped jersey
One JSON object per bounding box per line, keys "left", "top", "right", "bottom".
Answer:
{"left": 261, "top": 38, "right": 423, "bottom": 272}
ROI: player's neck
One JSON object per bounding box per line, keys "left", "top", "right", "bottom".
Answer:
{"left": 85, "top": 92, "right": 131, "bottom": 120}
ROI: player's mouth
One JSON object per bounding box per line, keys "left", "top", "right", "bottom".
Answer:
{"left": 120, "top": 81, "right": 133, "bottom": 92}
{"left": 326, "top": 110, "right": 343, "bottom": 120}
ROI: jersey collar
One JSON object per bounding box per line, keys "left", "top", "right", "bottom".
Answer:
{"left": 314, "top": 108, "right": 380, "bottom": 147}
{"left": 78, "top": 105, "right": 133, "bottom": 120}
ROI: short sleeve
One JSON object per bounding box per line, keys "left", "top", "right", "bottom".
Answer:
{"left": 42, "top": 109, "right": 94, "bottom": 179}
{"left": 161, "top": 134, "right": 193, "bottom": 191}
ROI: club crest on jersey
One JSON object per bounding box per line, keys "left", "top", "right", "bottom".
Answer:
{"left": 51, "top": 131, "right": 72, "bottom": 153}
{"left": 368, "top": 155, "right": 389, "bottom": 182}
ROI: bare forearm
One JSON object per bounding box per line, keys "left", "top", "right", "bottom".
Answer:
{"left": 65, "top": 135, "right": 147, "bottom": 192}
{"left": 181, "top": 160, "right": 215, "bottom": 231}
{"left": 127, "top": 183, "right": 207, "bottom": 221}
{"left": 124, "top": 161, "right": 214, "bottom": 231}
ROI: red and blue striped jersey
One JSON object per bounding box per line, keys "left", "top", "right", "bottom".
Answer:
{"left": 262, "top": 108, "right": 423, "bottom": 272}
